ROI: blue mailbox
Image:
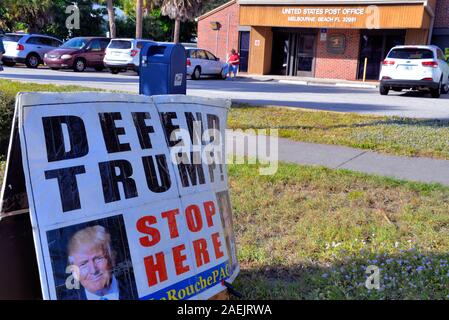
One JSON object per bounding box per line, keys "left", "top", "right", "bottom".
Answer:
{"left": 139, "top": 42, "right": 187, "bottom": 96}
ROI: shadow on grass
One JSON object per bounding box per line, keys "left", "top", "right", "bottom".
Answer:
{"left": 231, "top": 251, "right": 449, "bottom": 300}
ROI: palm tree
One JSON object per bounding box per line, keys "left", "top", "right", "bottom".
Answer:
{"left": 106, "top": 0, "right": 116, "bottom": 38}
{"left": 135, "top": 0, "right": 143, "bottom": 38}
{"left": 136, "top": 0, "right": 161, "bottom": 38}
{"left": 144, "top": 0, "right": 160, "bottom": 16}
{"left": 161, "top": 0, "right": 203, "bottom": 44}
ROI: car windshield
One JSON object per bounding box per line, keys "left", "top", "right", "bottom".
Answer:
{"left": 3, "top": 34, "right": 24, "bottom": 42}
{"left": 388, "top": 48, "right": 434, "bottom": 60}
{"left": 109, "top": 40, "right": 132, "bottom": 49}
{"left": 61, "top": 38, "right": 88, "bottom": 49}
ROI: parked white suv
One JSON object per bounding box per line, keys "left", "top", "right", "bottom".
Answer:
{"left": 186, "top": 48, "right": 226, "bottom": 80}
{"left": 104, "top": 38, "right": 154, "bottom": 74}
{"left": 379, "top": 45, "right": 449, "bottom": 98}
{"left": 1, "top": 33, "right": 62, "bottom": 68}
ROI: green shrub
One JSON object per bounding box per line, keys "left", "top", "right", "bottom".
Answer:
{"left": 0, "top": 80, "right": 101, "bottom": 159}
{"left": 0, "top": 89, "right": 15, "bottom": 158}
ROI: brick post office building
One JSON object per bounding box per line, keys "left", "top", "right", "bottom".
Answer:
{"left": 197, "top": 0, "right": 449, "bottom": 80}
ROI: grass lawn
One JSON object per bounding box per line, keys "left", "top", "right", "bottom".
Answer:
{"left": 3, "top": 79, "right": 449, "bottom": 160}
{"left": 0, "top": 161, "right": 4, "bottom": 184}
{"left": 229, "top": 163, "right": 449, "bottom": 299}
{"left": 2, "top": 159, "right": 448, "bottom": 299}
{"left": 229, "top": 104, "right": 449, "bottom": 160}
{"left": 2, "top": 79, "right": 449, "bottom": 299}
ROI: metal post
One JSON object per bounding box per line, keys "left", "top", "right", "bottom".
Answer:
{"left": 216, "top": 29, "right": 219, "bottom": 57}
{"left": 363, "top": 57, "right": 368, "bottom": 82}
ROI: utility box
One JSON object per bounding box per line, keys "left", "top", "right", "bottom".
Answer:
{"left": 139, "top": 43, "right": 187, "bottom": 96}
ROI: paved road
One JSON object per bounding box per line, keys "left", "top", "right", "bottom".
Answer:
{"left": 2, "top": 66, "right": 449, "bottom": 119}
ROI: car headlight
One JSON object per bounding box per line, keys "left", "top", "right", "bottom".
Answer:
{"left": 61, "top": 54, "right": 72, "bottom": 60}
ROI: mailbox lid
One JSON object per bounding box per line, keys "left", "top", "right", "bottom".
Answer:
{"left": 142, "top": 43, "right": 176, "bottom": 64}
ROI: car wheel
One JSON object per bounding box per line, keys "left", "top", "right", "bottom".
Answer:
{"left": 431, "top": 80, "right": 441, "bottom": 98}
{"left": 25, "top": 54, "right": 40, "bottom": 68}
{"left": 3, "top": 61, "right": 16, "bottom": 67}
{"left": 192, "top": 67, "right": 201, "bottom": 80}
{"left": 73, "top": 58, "right": 86, "bottom": 72}
{"left": 380, "top": 85, "right": 389, "bottom": 96}
{"left": 110, "top": 68, "right": 120, "bottom": 74}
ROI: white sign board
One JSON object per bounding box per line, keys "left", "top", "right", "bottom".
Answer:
{"left": 13, "top": 92, "right": 238, "bottom": 300}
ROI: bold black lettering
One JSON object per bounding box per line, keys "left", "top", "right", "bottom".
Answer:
{"left": 98, "top": 160, "right": 137, "bottom": 203}
{"left": 177, "top": 152, "right": 205, "bottom": 187}
{"left": 99, "top": 112, "right": 131, "bottom": 153}
{"left": 208, "top": 163, "right": 216, "bottom": 183}
{"left": 185, "top": 112, "right": 204, "bottom": 145}
{"left": 132, "top": 112, "right": 155, "bottom": 149}
{"left": 159, "top": 112, "right": 181, "bottom": 147}
{"left": 207, "top": 114, "right": 220, "bottom": 143}
{"left": 44, "top": 166, "right": 86, "bottom": 212}
{"left": 207, "top": 114, "right": 220, "bottom": 131}
{"left": 42, "top": 116, "right": 88, "bottom": 162}
{"left": 142, "top": 155, "right": 171, "bottom": 193}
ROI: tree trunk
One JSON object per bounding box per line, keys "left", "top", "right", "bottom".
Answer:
{"left": 144, "top": 0, "right": 151, "bottom": 16}
{"left": 136, "top": 0, "right": 143, "bottom": 39}
{"left": 173, "top": 18, "right": 181, "bottom": 44}
{"left": 106, "top": 0, "right": 116, "bottom": 38}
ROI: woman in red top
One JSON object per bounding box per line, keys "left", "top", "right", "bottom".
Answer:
{"left": 226, "top": 49, "right": 240, "bottom": 78}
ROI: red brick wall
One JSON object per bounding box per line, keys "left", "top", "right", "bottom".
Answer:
{"left": 197, "top": 2, "right": 239, "bottom": 63}
{"left": 315, "top": 29, "right": 361, "bottom": 80}
{"left": 435, "top": 0, "right": 449, "bottom": 28}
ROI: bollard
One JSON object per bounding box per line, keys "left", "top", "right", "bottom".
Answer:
{"left": 363, "top": 57, "right": 368, "bottom": 82}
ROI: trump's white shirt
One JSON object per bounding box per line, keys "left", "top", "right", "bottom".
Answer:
{"left": 85, "top": 276, "right": 119, "bottom": 300}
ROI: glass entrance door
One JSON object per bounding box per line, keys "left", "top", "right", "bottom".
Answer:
{"left": 358, "top": 31, "right": 405, "bottom": 80}
{"left": 271, "top": 30, "right": 317, "bottom": 77}
{"left": 286, "top": 33, "right": 316, "bottom": 77}
{"left": 238, "top": 31, "right": 250, "bottom": 73}
{"left": 296, "top": 34, "right": 316, "bottom": 77}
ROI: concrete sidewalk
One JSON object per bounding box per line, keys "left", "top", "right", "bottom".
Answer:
{"left": 238, "top": 74, "right": 379, "bottom": 89}
{"left": 229, "top": 132, "right": 449, "bottom": 186}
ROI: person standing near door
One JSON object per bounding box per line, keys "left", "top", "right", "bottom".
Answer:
{"left": 227, "top": 49, "right": 240, "bottom": 78}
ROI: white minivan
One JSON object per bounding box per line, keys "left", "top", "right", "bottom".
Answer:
{"left": 379, "top": 45, "right": 449, "bottom": 98}
{"left": 104, "top": 38, "right": 154, "bottom": 74}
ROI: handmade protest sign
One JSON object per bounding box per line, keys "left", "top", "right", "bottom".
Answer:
{"left": 7, "top": 92, "right": 238, "bottom": 300}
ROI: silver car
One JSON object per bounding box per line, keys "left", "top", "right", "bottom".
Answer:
{"left": 1, "top": 33, "right": 62, "bottom": 68}
{"left": 186, "top": 48, "right": 227, "bottom": 80}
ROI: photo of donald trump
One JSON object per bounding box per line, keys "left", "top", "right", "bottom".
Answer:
{"left": 51, "top": 217, "right": 138, "bottom": 300}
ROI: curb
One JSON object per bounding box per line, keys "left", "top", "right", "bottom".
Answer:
{"left": 278, "top": 79, "right": 378, "bottom": 89}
